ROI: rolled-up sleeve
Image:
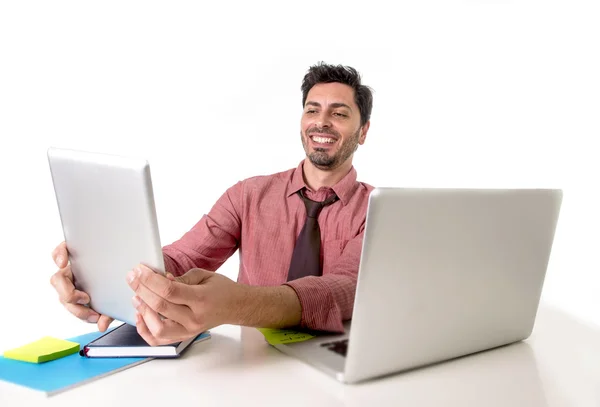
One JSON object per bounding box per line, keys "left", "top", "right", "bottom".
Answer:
{"left": 284, "top": 228, "right": 364, "bottom": 333}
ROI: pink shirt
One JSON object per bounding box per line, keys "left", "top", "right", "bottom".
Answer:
{"left": 162, "top": 160, "right": 374, "bottom": 332}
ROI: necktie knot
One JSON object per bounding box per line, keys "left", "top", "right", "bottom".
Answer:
{"left": 299, "top": 189, "right": 338, "bottom": 218}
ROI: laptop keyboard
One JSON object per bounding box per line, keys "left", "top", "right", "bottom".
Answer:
{"left": 320, "top": 339, "right": 348, "bottom": 357}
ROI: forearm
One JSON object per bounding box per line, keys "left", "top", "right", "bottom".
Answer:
{"left": 284, "top": 274, "right": 357, "bottom": 333}
{"left": 234, "top": 285, "right": 302, "bottom": 329}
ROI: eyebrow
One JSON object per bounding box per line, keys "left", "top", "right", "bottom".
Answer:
{"left": 305, "top": 101, "right": 353, "bottom": 111}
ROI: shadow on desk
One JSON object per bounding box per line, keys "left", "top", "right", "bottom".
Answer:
{"left": 167, "top": 328, "right": 296, "bottom": 373}
{"left": 281, "top": 306, "right": 600, "bottom": 407}
{"left": 333, "top": 340, "right": 548, "bottom": 407}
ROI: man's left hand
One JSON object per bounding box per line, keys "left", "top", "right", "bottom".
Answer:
{"left": 126, "top": 265, "right": 245, "bottom": 346}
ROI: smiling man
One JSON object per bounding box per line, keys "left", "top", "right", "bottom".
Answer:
{"left": 50, "top": 62, "right": 375, "bottom": 345}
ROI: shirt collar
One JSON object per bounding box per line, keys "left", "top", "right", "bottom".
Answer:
{"left": 286, "top": 159, "right": 359, "bottom": 206}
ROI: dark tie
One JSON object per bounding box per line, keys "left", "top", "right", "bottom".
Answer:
{"left": 287, "top": 189, "right": 338, "bottom": 281}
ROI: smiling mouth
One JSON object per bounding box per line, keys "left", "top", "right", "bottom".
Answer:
{"left": 310, "top": 135, "right": 337, "bottom": 144}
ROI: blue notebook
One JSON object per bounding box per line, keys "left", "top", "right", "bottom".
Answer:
{"left": 0, "top": 328, "right": 210, "bottom": 396}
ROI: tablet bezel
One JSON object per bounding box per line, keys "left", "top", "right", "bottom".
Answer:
{"left": 47, "top": 147, "right": 166, "bottom": 326}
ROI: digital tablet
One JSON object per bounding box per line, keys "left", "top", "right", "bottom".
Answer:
{"left": 47, "top": 147, "right": 166, "bottom": 326}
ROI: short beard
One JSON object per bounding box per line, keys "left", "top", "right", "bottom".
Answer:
{"left": 308, "top": 147, "right": 336, "bottom": 168}
{"left": 301, "top": 128, "right": 361, "bottom": 170}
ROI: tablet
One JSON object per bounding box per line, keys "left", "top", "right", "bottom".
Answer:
{"left": 47, "top": 147, "right": 165, "bottom": 326}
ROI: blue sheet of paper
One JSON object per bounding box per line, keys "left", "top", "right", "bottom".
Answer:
{"left": 0, "top": 330, "right": 148, "bottom": 396}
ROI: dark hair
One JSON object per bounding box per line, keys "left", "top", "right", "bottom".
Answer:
{"left": 301, "top": 62, "right": 373, "bottom": 127}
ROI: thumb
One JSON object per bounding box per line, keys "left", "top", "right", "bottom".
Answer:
{"left": 52, "top": 241, "right": 69, "bottom": 268}
{"left": 175, "top": 268, "right": 213, "bottom": 286}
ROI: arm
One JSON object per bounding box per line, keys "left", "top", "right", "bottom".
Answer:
{"left": 282, "top": 229, "right": 365, "bottom": 333}
{"left": 235, "top": 285, "right": 302, "bottom": 329}
{"left": 127, "top": 266, "right": 302, "bottom": 345}
{"left": 232, "top": 230, "right": 364, "bottom": 333}
{"left": 126, "top": 227, "right": 362, "bottom": 345}
{"left": 161, "top": 182, "right": 243, "bottom": 276}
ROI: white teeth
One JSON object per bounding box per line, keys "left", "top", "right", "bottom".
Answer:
{"left": 312, "top": 136, "right": 335, "bottom": 144}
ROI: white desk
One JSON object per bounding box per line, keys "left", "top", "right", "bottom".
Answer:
{"left": 1, "top": 305, "right": 599, "bottom": 407}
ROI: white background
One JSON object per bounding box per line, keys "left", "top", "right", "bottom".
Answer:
{"left": 0, "top": 0, "right": 598, "bottom": 352}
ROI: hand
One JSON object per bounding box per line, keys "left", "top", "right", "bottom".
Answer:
{"left": 49, "top": 242, "right": 114, "bottom": 332}
{"left": 126, "top": 265, "right": 245, "bottom": 346}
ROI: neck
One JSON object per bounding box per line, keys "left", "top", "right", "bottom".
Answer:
{"left": 302, "top": 157, "right": 353, "bottom": 191}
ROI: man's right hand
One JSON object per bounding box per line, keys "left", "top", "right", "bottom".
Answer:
{"left": 50, "top": 242, "right": 114, "bottom": 332}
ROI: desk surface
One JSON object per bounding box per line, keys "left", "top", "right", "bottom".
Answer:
{"left": 1, "top": 305, "right": 599, "bottom": 407}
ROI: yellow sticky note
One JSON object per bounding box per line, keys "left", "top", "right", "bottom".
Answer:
{"left": 257, "top": 328, "right": 315, "bottom": 345}
{"left": 3, "top": 337, "right": 80, "bottom": 363}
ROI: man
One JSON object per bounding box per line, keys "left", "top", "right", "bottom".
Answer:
{"left": 50, "top": 62, "right": 375, "bottom": 346}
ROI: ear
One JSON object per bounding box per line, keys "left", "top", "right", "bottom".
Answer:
{"left": 358, "top": 121, "right": 370, "bottom": 145}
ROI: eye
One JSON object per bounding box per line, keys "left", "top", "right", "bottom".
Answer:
{"left": 306, "top": 109, "right": 318, "bottom": 114}
{"left": 333, "top": 112, "right": 348, "bottom": 117}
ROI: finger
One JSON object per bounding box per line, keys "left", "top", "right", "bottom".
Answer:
{"left": 128, "top": 264, "right": 189, "bottom": 304}
{"left": 55, "top": 263, "right": 74, "bottom": 281}
{"left": 133, "top": 296, "right": 189, "bottom": 343}
{"left": 166, "top": 272, "right": 176, "bottom": 281}
{"left": 135, "top": 313, "right": 159, "bottom": 346}
{"left": 50, "top": 268, "right": 90, "bottom": 305}
{"left": 63, "top": 303, "right": 101, "bottom": 323}
{"left": 175, "top": 268, "right": 213, "bottom": 286}
{"left": 135, "top": 313, "right": 179, "bottom": 346}
{"left": 98, "top": 315, "right": 114, "bottom": 332}
{"left": 131, "top": 280, "right": 193, "bottom": 326}
{"left": 52, "top": 242, "right": 69, "bottom": 268}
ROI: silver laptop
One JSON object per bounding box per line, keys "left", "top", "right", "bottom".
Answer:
{"left": 47, "top": 147, "right": 166, "bottom": 326}
{"left": 274, "top": 187, "right": 562, "bottom": 384}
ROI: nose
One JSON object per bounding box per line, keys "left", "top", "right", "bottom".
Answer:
{"left": 314, "top": 111, "right": 332, "bottom": 129}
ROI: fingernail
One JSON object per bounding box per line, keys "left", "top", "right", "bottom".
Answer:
{"left": 135, "top": 266, "right": 143, "bottom": 276}
{"left": 132, "top": 296, "right": 141, "bottom": 308}
{"left": 126, "top": 270, "right": 136, "bottom": 284}
{"left": 77, "top": 298, "right": 88, "bottom": 305}
{"left": 56, "top": 255, "right": 64, "bottom": 265}
{"left": 87, "top": 314, "right": 99, "bottom": 323}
